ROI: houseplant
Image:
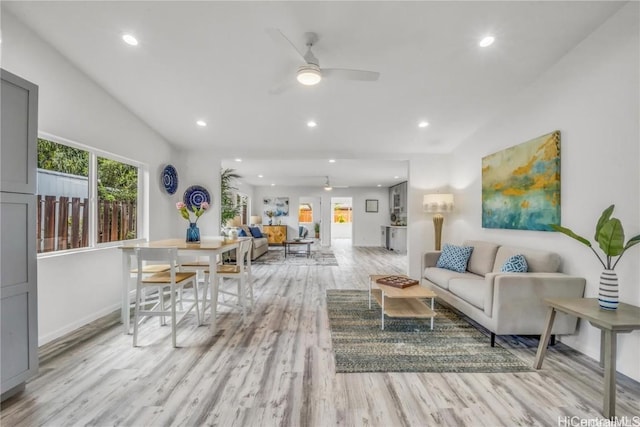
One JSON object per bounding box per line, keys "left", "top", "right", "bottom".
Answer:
{"left": 220, "top": 168, "right": 241, "bottom": 228}
{"left": 177, "top": 201, "right": 209, "bottom": 242}
{"left": 314, "top": 222, "right": 320, "bottom": 239}
{"left": 551, "top": 204, "right": 639, "bottom": 310}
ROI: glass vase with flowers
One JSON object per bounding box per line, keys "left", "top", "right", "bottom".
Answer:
{"left": 176, "top": 201, "right": 209, "bottom": 242}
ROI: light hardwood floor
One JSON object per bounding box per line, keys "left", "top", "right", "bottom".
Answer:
{"left": 2, "top": 240, "right": 639, "bottom": 426}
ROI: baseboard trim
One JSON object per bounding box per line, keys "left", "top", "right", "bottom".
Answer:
{"left": 38, "top": 308, "right": 122, "bottom": 366}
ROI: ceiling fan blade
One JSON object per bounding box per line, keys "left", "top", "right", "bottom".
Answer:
{"left": 323, "top": 68, "right": 380, "bottom": 82}
{"left": 266, "top": 28, "right": 306, "bottom": 63}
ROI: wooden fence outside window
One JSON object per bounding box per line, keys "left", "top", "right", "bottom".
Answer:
{"left": 37, "top": 195, "right": 136, "bottom": 253}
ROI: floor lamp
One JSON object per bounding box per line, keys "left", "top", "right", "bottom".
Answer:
{"left": 423, "top": 194, "right": 454, "bottom": 251}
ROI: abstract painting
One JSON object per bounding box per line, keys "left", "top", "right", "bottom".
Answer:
{"left": 482, "top": 131, "right": 560, "bottom": 231}
{"left": 263, "top": 197, "right": 289, "bottom": 217}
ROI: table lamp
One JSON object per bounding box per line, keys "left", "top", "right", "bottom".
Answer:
{"left": 250, "top": 215, "right": 262, "bottom": 227}
{"left": 423, "top": 193, "right": 454, "bottom": 251}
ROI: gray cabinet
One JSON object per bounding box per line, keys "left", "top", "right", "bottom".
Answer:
{"left": 398, "top": 182, "right": 407, "bottom": 214}
{"left": 381, "top": 226, "right": 387, "bottom": 248}
{"left": 389, "top": 227, "right": 407, "bottom": 253}
{"left": 1, "top": 70, "right": 38, "bottom": 194}
{"left": 1, "top": 69, "right": 39, "bottom": 401}
{"left": 389, "top": 182, "right": 408, "bottom": 214}
{"left": 382, "top": 226, "right": 407, "bottom": 253}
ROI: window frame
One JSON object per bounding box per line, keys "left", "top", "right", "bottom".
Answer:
{"left": 37, "top": 131, "right": 146, "bottom": 257}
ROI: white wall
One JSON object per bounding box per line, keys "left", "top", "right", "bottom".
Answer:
{"left": 414, "top": 4, "right": 640, "bottom": 380}
{"left": 353, "top": 189, "right": 391, "bottom": 247}
{"left": 2, "top": 12, "right": 182, "bottom": 344}
{"left": 253, "top": 186, "right": 389, "bottom": 247}
{"left": 176, "top": 149, "right": 223, "bottom": 237}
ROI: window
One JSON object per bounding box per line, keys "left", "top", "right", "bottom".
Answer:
{"left": 299, "top": 203, "right": 313, "bottom": 223}
{"left": 37, "top": 139, "right": 89, "bottom": 252}
{"left": 37, "top": 136, "right": 140, "bottom": 253}
{"left": 97, "top": 156, "right": 138, "bottom": 243}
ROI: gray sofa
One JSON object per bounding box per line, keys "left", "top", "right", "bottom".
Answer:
{"left": 239, "top": 225, "right": 268, "bottom": 260}
{"left": 421, "top": 240, "right": 586, "bottom": 346}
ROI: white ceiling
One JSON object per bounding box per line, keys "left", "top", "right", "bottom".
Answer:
{"left": 3, "top": 1, "right": 625, "bottom": 187}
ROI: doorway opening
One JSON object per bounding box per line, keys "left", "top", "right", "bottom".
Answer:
{"left": 331, "top": 197, "right": 353, "bottom": 246}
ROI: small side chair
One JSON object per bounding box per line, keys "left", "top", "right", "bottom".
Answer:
{"left": 203, "top": 238, "right": 254, "bottom": 322}
{"left": 133, "top": 247, "right": 200, "bottom": 347}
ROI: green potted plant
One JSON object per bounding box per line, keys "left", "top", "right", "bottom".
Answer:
{"left": 551, "top": 204, "right": 639, "bottom": 310}
{"left": 220, "top": 168, "right": 241, "bottom": 228}
{"left": 314, "top": 222, "right": 320, "bottom": 239}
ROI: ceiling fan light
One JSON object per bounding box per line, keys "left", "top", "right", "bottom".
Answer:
{"left": 297, "top": 65, "right": 322, "bottom": 85}
{"left": 323, "top": 175, "right": 333, "bottom": 191}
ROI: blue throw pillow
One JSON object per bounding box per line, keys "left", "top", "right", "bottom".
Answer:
{"left": 249, "top": 227, "right": 263, "bottom": 238}
{"left": 501, "top": 254, "right": 528, "bottom": 272}
{"left": 238, "top": 229, "right": 247, "bottom": 237}
{"left": 436, "top": 244, "right": 474, "bottom": 273}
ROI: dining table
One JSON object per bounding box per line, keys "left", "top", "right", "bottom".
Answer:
{"left": 119, "top": 237, "right": 249, "bottom": 334}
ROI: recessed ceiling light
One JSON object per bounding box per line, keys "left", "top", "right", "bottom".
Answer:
{"left": 394, "top": 176, "right": 400, "bottom": 179}
{"left": 329, "top": 159, "right": 336, "bottom": 163}
{"left": 418, "top": 121, "right": 429, "bottom": 128}
{"left": 377, "top": 184, "right": 382, "bottom": 187}
{"left": 258, "top": 174, "right": 264, "bottom": 178}
{"left": 196, "top": 120, "right": 207, "bottom": 127}
{"left": 234, "top": 158, "right": 242, "bottom": 162}
{"left": 307, "top": 120, "right": 317, "bottom": 128}
{"left": 479, "top": 36, "right": 495, "bottom": 47}
{"left": 122, "top": 34, "right": 138, "bottom": 46}
{"left": 270, "top": 183, "right": 276, "bottom": 186}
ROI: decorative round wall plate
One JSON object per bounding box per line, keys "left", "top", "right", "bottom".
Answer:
{"left": 183, "top": 185, "right": 211, "bottom": 210}
{"left": 162, "top": 165, "right": 178, "bottom": 194}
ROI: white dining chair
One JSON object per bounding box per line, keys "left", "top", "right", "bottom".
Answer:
{"left": 178, "top": 236, "right": 223, "bottom": 312}
{"left": 129, "top": 262, "right": 170, "bottom": 315}
{"left": 133, "top": 247, "right": 201, "bottom": 347}
{"left": 202, "top": 238, "right": 253, "bottom": 322}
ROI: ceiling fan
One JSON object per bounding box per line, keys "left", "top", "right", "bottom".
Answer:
{"left": 267, "top": 29, "right": 380, "bottom": 94}
{"left": 323, "top": 176, "right": 348, "bottom": 191}
{"left": 324, "top": 176, "right": 333, "bottom": 191}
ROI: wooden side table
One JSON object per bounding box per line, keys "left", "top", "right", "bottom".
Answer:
{"left": 283, "top": 239, "right": 313, "bottom": 258}
{"left": 368, "top": 275, "right": 436, "bottom": 330}
{"left": 534, "top": 298, "right": 640, "bottom": 419}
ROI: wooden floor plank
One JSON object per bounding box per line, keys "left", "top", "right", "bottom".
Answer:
{"left": 2, "top": 239, "right": 639, "bottom": 426}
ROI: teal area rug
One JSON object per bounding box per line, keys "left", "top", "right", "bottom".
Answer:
{"left": 253, "top": 247, "right": 338, "bottom": 266}
{"left": 326, "top": 290, "right": 532, "bottom": 373}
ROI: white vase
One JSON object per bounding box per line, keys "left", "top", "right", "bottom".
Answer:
{"left": 598, "top": 269, "right": 619, "bottom": 310}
